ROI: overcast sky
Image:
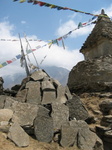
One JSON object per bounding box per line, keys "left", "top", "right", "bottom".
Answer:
{"left": 0, "top": 0, "right": 112, "bottom": 77}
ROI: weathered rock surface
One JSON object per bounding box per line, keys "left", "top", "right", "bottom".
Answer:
{"left": 8, "top": 122, "right": 29, "bottom": 147}
{"left": 0, "top": 70, "right": 105, "bottom": 150}
{"left": 68, "top": 56, "right": 112, "bottom": 93}
{"left": 101, "top": 115, "right": 112, "bottom": 127}
{"left": 26, "top": 81, "right": 41, "bottom": 104}
{"left": 99, "top": 99, "right": 112, "bottom": 114}
{"left": 60, "top": 120, "right": 103, "bottom": 150}
{"left": 51, "top": 102, "right": 69, "bottom": 131}
{"left": 34, "top": 106, "right": 53, "bottom": 143}
{"left": 66, "top": 94, "right": 88, "bottom": 120}
{"left": 0, "top": 109, "right": 13, "bottom": 122}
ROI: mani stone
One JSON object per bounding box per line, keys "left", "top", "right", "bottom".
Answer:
{"left": 11, "top": 102, "right": 39, "bottom": 127}
{"left": 42, "top": 91, "right": 56, "bottom": 104}
{"left": 16, "top": 89, "right": 28, "bottom": 103}
{"left": 51, "top": 102, "right": 69, "bottom": 131}
{"left": 41, "top": 80, "right": 55, "bottom": 91}
{"left": 26, "top": 81, "right": 41, "bottom": 104}
{"left": 8, "top": 122, "right": 29, "bottom": 147}
{"left": 66, "top": 94, "right": 88, "bottom": 120}
{"left": 31, "top": 70, "right": 48, "bottom": 81}
{"left": 34, "top": 106, "right": 53, "bottom": 143}
{"left": 60, "top": 121, "right": 79, "bottom": 147}
{"left": 56, "top": 85, "right": 67, "bottom": 104}
{"left": 60, "top": 120, "right": 103, "bottom": 150}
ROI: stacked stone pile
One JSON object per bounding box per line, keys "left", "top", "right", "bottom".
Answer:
{"left": 0, "top": 70, "right": 103, "bottom": 150}
{"left": 96, "top": 99, "right": 112, "bottom": 150}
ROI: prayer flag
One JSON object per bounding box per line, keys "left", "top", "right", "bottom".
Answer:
{"left": 16, "top": 54, "right": 21, "bottom": 59}
{"left": 0, "top": 64, "right": 3, "bottom": 68}
{"left": 7, "top": 60, "right": 12, "bottom": 64}
{"left": 2, "top": 62, "right": 7, "bottom": 67}
{"left": 78, "top": 22, "right": 82, "bottom": 28}
{"left": 20, "top": 0, "right": 26, "bottom": 3}
{"left": 11, "top": 58, "right": 17, "bottom": 62}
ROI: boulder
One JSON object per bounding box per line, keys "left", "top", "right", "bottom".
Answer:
{"left": 51, "top": 102, "right": 69, "bottom": 131}
{"left": 8, "top": 122, "right": 29, "bottom": 147}
{"left": 34, "top": 106, "right": 53, "bottom": 143}
{"left": 67, "top": 56, "right": 112, "bottom": 93}
{"left": 66, "top": 94, "right": 89, "bottom": 120}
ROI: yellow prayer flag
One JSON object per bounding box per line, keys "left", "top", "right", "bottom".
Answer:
{"left": 0, "top": 64, "right": 3, "bottom": 68}
{"left": 20, "top": 0, "right": 26, "bottom": 3}
{"left": 50, "top": 5, "right": 56, "bottom": 8}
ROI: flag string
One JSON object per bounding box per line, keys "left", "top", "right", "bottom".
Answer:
{"left": 13, "top": 0, "right": 100, "bottom": 17}
{"left": 0, "top": 16, "right": 97, "bottom": 69}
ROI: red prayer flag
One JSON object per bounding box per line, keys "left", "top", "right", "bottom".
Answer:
{"left": 6, "top": 60, "right": 12, "bottom": 64}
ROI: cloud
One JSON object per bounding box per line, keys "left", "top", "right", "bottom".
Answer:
{"left": 21, "top": 21, "right": 26, "bottom": 24}
{"left": 93, "top": 4, "right": 112, "bottom": 18}
{"left": 0, "top": 21, "right": 84, "bottom": 77}
{"left": 56, "top": 3, "right": 112, "bottom": 39}
{"left": 56, "top": 19, "right": 95, "bottom": 38}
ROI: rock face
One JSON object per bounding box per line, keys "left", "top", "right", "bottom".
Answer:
{"left": 68, "top": 56, "right": 112, "bottom": 93}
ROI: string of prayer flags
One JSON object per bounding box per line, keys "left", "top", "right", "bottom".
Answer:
{"left": 0, "top": 39, "right": 42, "bottom": 42}
{"left": 20, "top": 0, "right": 26, "bottom": 3}
{"left": 13, "top": 0, "right": 99, "bottom": 17}
{"left": 0, "top": 48, "right": 37, "bottom": 69}
{"left": 0, "top": 16, "right": 97, "bottom": 69}
{"left": 48, "top": 15, "right": 97, "bottom": 49}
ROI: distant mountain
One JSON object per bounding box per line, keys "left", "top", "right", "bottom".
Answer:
{"left": 2, "top": 66, "right": 70, "bottom": 89}
{"left": 43, "top": 66, "right": 69, "bottom": 86}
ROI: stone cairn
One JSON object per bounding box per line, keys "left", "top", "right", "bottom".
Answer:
{"left": 0, "top": 70, "right": 103, "bottom": 150}
{"left": 96, "top": 99, "right": 112, "bottom": 149}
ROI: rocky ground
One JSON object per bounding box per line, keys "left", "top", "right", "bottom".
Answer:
{"left": 0, "top": 70, "right": 112, "bottom": 150}
{"left": 0, "top": 132, "right": 80, "bottom": 150}
{"left": 0, "top": 91, "right": 108, "bottom": 150}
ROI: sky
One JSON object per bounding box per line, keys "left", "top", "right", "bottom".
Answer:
{"left": 0, "top": 0, "right": 112, "bottom": 77}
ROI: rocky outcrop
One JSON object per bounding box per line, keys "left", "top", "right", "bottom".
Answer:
{"left": 68, "top": 56, "right": 112, "bottom": 94}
